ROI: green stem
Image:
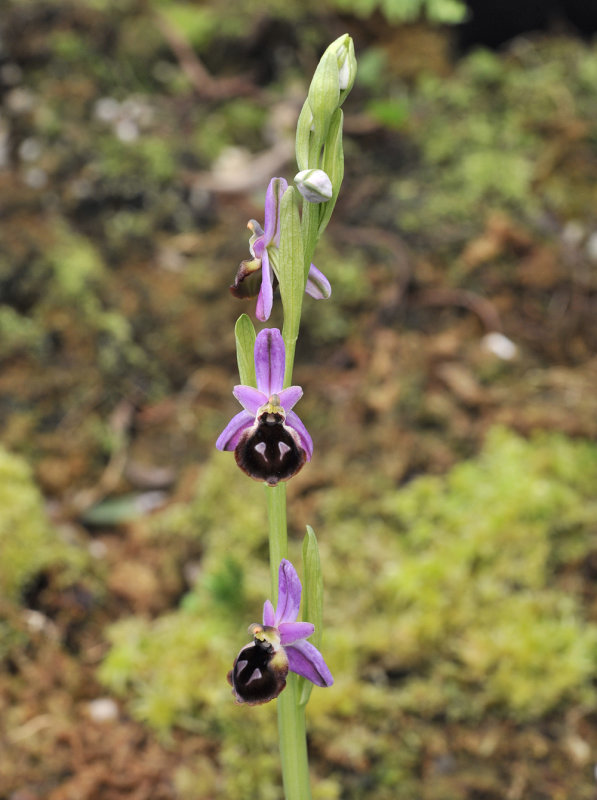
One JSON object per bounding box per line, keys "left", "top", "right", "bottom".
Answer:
{"left": 266, "top": 484, "right": 313, "bottom": 800}
{"left": 267, "top": 484, "right": 288, "bottom": 601}
{"left": 278, "top": 677, "right": 311, "bottom": 800}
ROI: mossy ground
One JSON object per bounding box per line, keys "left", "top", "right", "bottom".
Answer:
{"left": 2, "top": 2, "right": 597, "bottom": 798}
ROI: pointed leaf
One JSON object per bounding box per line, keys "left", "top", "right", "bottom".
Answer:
{"left": 298, "top": 524, "right": 324, "bottom": 706}
{"left": 235, "top": 314, "right": 256, "bottom": 387}
{"left": 301, "top": 525, "right": 323, "bottom": 649}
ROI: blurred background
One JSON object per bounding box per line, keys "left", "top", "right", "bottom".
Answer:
{"left": 2, "top": 0, "right": 597, "bottom": 798}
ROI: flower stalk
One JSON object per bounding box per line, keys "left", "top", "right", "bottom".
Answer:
{"left": 218, "top": 32, "right": 356, "bottom": 800}
{"left": 267, "top": 484, "right": 287, "bottom": 601}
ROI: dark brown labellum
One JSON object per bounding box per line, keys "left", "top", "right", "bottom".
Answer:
{"left": 227, "top": 640, "right": 288, "bottom": 705}
{"left": 235, "top": 412, "right": 306, "bottom": 486}
{"left": 230, "top": 258, "right": 279, "bottom": 300}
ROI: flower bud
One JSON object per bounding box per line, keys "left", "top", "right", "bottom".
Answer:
{"left": 294, "top": 169, "right": 333, "bottom": 204}
{"left": 334, "top": 34, "right": 357, "bottom": 95}
{"left": 317, "top": 34, "right": 356, "bottom": 106}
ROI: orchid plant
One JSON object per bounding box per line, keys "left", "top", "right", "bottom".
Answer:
{"left": 217, "top": 34, "right": 356, "bottom": 800}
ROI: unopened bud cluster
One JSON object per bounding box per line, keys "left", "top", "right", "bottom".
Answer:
{"left": 295, "top": 35, "right": 356, "bottom": 225}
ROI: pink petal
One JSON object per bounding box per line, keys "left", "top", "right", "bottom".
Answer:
{"left": 254, "top": 328, "right": 285, "bottom": 396}
{"left": 263, "top": 599, "right": 276, "bottom": 627}
{"left": 215, "top": 410, "right": 254, "bottom": 451}
{"left": 248, "top": 220, "right": 265, "bottom": 258}
{"left": 286, "top": 410, "right": 313, "bottom": 461}
{"left": 277, "top": 386, "right": 303, "bottom": 411}
{"left": 233, "top": 386, "right": 267, "bottom": 415}
{"left": 286, "top": 639, "right": 334, "bottom": 687}
{"left": 279, "top": 621, "right": 314, "bottom": 645}
{"left": 275, "top": 559, "right": 301, "bottom": 625}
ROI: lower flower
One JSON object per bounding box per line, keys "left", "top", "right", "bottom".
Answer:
{"left": 228, "top": 560, "right": 333, "bottom": 705}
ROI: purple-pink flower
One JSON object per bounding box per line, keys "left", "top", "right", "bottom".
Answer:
{"left": 216, "top": 328, "right": 313, "bottom": 486}
{"left": 227, "top": 559, "right": 334, "bottom": 705}
{"left": 229, "top": 177, "right": 331, "bottom": 321}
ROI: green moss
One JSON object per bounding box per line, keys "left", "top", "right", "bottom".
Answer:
{"left": 193, "top": 99, "right": 268, "bottom": 162}
{"left": 301, "top": 240, "right": 372, "bottom": 343}
{"left": 154, "top": 2, "right": 221, "bottom": 50}
{"left": 0, "top": 446, "right": 87, "bottom": 604}
{"left": 47, "top": 222, "right": 105, "bottom": 299}
{"left": 0, "top": 307, "right": 44, "bottom": 358}
{"left": 392, "top": 39, "right": 597, "bottom": 245}
{"left": 96, "top": 135, "right": 177, "bottom": 185}
{"left": 350, "top": 427, "right": 597, "bottom": 719}
{"left": 38, "top": 220, "right": 149, "bottom": 382}
{"left": 332, "top": 0, "right": 466, "bottom": 23}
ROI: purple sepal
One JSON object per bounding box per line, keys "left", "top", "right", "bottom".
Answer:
{"left": 286, "top": 639, "right": 334, "bottom": 687}
{"left": 216, "top": 410, "right": 253, "bottom": 451}
{"left": 255, "top": 328, "right": 285, "bottom": 395}
{"left": 275, "top": 559, "right": 302, "bottom": 625}
{"left": 263, "top": 177, "right": 287, "bottom": 247}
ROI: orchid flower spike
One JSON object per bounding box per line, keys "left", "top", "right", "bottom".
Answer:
{"left": 215, "top": 328, "right": 313, "bottom": 486}
{"left": 230, "top": 177, "right": 331, "bottom": 321}
{"left": 228, "top": 559, "right": 334, "bottom": 705}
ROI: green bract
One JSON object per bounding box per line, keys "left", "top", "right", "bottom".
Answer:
{"left": 234, "top": 314, "right": 257, "bottom": 388}
{"left": 298, "top": 526, "right": 325, "bottom": 707}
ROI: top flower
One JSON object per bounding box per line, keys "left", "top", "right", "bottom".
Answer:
{"left": 215, "top": 328, "right": 313, "bottom": 486}
{"left": 227, "top": 559, "right": 334, "bottom": 705}
{"left": 230, "top": 177, "right": 331, "bottom": 321}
